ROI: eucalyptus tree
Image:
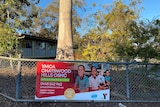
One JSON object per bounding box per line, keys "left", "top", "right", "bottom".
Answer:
{"left": 127, "top": 19, "right": 160, "bottom": 62}
{"left": 77, "top": 0, "right": 142, "bottom": 61}
{"left": 78, "top": 29, "right": 115, "bottom": 61}
{"left": 0, "top": 0, "right": 39, "bottom": 56}
{"left": 30, "top": 0, "right": 84, "bottom": 60}
{"left": 102, "top": 0, "right": 142, "bottom": 61}
{"left": 56, "top": 0, "right": 84, "bottom": 60}
{"left": 31, "top": 0, "right": 59, "bottom": 39}
{"left": 56, "top": 0, "right": 73, "bottom": 60}
{"left": 31, "top": 0, "right": 84, "bottom": 38}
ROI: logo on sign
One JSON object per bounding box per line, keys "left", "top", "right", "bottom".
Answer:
{"left": 91, "top": 93, "right": 97, "bottom": 99}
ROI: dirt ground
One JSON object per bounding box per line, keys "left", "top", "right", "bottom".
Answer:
{"left": 0, "top": 95, "right": 160, "bottom": 107}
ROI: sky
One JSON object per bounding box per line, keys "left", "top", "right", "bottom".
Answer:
{"left": 38, "top": 0, "right": 160, "bottom": 21}
{"left": 139, "top": 0, "right": 160, "bottom": 20}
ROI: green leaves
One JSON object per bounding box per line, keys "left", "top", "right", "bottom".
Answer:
{"left": 0, "top": 22, "right": 17, "bottom": 55}
{"left": 0, "top": 0, "right": 39, "bottom": 56}
{"left": 127, "top": 19, "right": 160, "bottom": 62}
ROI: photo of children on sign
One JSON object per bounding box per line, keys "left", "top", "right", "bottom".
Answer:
{"left": 35, "top": 62, "right": 110, "bottom": 101}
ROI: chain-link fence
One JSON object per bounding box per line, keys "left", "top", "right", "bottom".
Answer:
{"left": 0, "top": 56, "right": 160, "bottom": 102}
{"left": 110, "top": 62, "right": 160, "bottom": 101}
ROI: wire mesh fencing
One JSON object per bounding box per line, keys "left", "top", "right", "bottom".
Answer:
{"left": 0, "top": 56, "right": 160, "bottom": 102}
{"left": 0, "top": 57, "right": 17, "bottom": 99}
{"left": 110, "top": 63, "right": 160, "bottom": 101}
{"left": 128, "top": 63, "right": 160, "bottom": 100}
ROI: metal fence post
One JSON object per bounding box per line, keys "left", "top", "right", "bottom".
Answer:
{"left": 126, "top": 59, "right": 130, "bottom": 99}
{"left": 145, "top": 63, "right": 148, "bottom": 75}
{"left": 16, "top": 54, "right": 22, "bottom": 100}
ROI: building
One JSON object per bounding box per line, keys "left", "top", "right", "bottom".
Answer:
{"left": 18, "top": 34, "right": 57, "bottom": 58}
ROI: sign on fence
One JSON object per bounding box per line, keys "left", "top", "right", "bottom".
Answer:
{"left": 35, "top": 62, "right": 110, "bottom": 101}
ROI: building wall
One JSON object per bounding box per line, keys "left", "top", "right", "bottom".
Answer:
{"left": 19, "top": 39, "right": 57, "bottom": 58}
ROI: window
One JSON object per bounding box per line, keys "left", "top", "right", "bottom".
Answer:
{"left": 21, "top": 40, "right": 32, "bottom": 48}
{"left": 35, "top": 41, "right": 45, "bottom": 49}
{"left": 48, "top": 43, "right": 55, "bottom": 49}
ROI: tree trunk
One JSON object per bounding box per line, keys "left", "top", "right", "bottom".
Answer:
{"left": 56, "top": 0, "right": 75, "bottom": 60}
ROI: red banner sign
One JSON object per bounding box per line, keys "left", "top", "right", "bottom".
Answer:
{"left": 36, "top": 62, "right": 75, "bottom": 98}
{"left": 35, "top": 62, "right": 110, "bottom": 101}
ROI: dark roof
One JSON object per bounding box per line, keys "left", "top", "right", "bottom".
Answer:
{"left": 20, "top": 34, "right": 57, "bottom": 43}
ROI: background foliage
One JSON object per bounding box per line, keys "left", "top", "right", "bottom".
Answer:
{"left": 0, "top": 0, "right": 159, "bottom": 62}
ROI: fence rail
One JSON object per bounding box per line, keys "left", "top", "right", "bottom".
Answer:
{"left": 0, "top": 56, "right": 160, "bottom": 102}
